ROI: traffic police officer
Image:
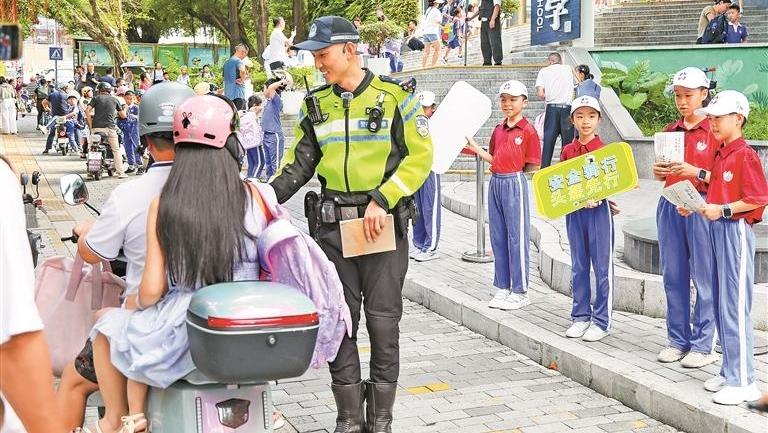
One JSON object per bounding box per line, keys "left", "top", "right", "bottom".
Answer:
{"left": 270, "top": 16, "right": 433, "bottom": 433}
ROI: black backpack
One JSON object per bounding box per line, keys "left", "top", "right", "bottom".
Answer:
{"left": 702, "top": 14, "right": 728, "bottom": 44}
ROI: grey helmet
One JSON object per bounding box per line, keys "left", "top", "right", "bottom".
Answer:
{"left": 95, "top": 81, "right": 113, "bottom": 93}
{"left": 139, "top": 81, "right": 196, "bottom": 137}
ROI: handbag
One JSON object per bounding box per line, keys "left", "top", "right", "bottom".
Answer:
{"left": 34, "top": 254, "right": 124, "bottom": 376}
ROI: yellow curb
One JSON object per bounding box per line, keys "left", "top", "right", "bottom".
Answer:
{"left": 425, "top": 382, "right": 451, "bottom": 392}
{"left": 406, "top": 386, "right": 431, "bottom": 395}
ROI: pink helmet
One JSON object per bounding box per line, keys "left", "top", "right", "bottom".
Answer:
{"left": 173, "top": 95, "right": 238, "bottom": 148}
{"left": 116, "top": 85, "right": 129, "bottom": 95}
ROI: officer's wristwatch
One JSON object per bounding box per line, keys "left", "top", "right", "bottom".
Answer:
{"left": 697, "top": 169, "right": 707, "bottom": 182}
{"left": 722, "top": 204, "right": 733, "bottom": 219}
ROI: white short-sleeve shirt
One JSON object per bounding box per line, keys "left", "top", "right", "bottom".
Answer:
{"left": 269, "top": 28, "right": 289, "bottom": 65}
{"left": 423, "top": 7, "right": 443, "bottom": 35}
{"left": 1, "top": 162, "right": 44, "bottom": 433}
{"left": 535, "top": 64, "right": 575, "bottom": 105}
{"left": 85, "top": 162, "right": 173, "bottom": 295}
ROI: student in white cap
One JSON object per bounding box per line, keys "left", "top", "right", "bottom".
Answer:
{"left": 465, "top": 80, "right": 541, "bottom": 311}
{"left": 653, "top": 67, "right": 719, "bottom": 368}
{"left": 411, "top": 91, "right": 442, "bottom": 261}
{"left": 561, "top": 96, "right": 620, "bottom": 342}
{"left": 678, "top": 90, "right": 767, "bottom": 405}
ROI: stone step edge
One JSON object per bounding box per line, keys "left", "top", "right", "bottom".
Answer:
{"left": 440, "top": 183, "right": 768, "bottom": 331}
{"left": 401, "top": 278, "right": 765, "bottom": 433}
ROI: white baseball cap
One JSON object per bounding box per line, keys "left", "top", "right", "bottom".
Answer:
{"left": 418, "top": 91, "right": 437, "bottom": 107}
{"left": 570, "top": 95, "right": 601, "bottom": 114}
{"left": 672, "top": 67, "right": 710, "bottom": 89}
{"left": 498, "top": 80, "right": 528, "bottom": 98}
{"left": 694, "top": 90, "right": 750, "bottom": 119}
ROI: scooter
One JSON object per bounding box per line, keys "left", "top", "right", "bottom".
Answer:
{"left": 60, "top": 175, "right": 314, "bottom": 432}
{"left": 20, "top": 171, "right": 45, "bottom": 267}
{"left": 85, "top": 132, "right": 116, "bottom": 180}
{"left": 55, "top": 116, "right": 70, "bottom": 156}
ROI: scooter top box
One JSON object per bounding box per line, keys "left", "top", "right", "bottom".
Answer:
{"left": 186, "top": 281, "right": 319, "bottom": 384}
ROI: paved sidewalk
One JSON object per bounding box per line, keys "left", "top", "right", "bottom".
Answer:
{"left": 3, "top": 119, "right": 687, "bottom": 433}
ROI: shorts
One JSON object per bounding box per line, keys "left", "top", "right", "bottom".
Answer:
{"left": 447, "top": 37, "right": 461, "bottom": 49}
{"left": 423, "top": 34, "right": 439, "bottom": 43}
{"left": 74, "top": 339, "right": 98, "bottom": 384}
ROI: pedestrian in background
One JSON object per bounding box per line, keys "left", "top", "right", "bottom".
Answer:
{"left": 261, "top": 78, "right": 286, "bottom": 178}
{"left": 422, "top": 0, "right": 445, "bottom": 68}
{"left": 536, "top": 52, "right": 575, "bottom": 167}
{"left": 574, "top": 65, "right": 601, "bottom": 99}
{"left": 0, "top": 77, "right": 18, "bottom": 135}
{"left": 239, "top": 95, "right": 265, "bottom": 179}
{"left": 465, "top": 80, "right": 541, "bottom": 311}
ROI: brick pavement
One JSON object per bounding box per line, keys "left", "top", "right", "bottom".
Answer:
{"left": 2, "top": 116, "right": 690, "bottom": 432}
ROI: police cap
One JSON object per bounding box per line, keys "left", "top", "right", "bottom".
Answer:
{"left": 291, "top": 16, "right": 360, "bottom": 52}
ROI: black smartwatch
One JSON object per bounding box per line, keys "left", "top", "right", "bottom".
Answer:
{"left": 697, "top": 169, "right": 707, "bottom": 182}
{"left": 722, "top": 204, "right": 733, "bottom": 219}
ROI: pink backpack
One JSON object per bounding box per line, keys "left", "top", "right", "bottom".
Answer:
{"left": 34, "top": 254, "right": 124, "bottom": 375}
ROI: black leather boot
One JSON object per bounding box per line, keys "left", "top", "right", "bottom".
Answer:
{"left": 364, "top": 380, "right": 397, "bottom": 433}
{"left": 332, "top": 382, "right": 365, "bottom": 433}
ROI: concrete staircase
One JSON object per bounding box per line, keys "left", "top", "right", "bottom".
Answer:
{"left": 595, "top": 0, "right": 768, "bottom": 46}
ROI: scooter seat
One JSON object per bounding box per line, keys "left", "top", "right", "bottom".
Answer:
{"left": 179, "top": 369, "right": 267, "bottom": 386}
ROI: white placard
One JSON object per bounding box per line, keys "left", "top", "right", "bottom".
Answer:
{"left": 429, "top": 81, "right": 493, "bottom": 174}
{"left": 654, "top": 132, "right": 685, "bottom": 162}
{"left": 662, "top": 180, "right": 706, "bottom": 212}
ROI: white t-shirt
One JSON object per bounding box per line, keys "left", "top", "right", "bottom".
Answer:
{"left": 269, "top": 28, "right": 289, "bottom": 65}
{"left": 85, "top": 162, "right": 173, "bottom": 295}
{"left": 535, "top": 64, "right": 575, "bottom": 105}
{"left": 0, "top": 161, "right": 44, "bottom": 433}
{"left": 423, "top": 7, "right": 443, "bottom": 36}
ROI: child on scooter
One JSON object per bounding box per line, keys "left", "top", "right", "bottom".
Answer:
{"left": 83, "top": 95, "right": 270, "bottom": 433}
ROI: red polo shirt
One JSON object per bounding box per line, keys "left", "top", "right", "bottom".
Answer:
{"left": 707, "top": 138, "right": 768, "bottom": 225}
{"left": 560, "top": 136, "right": 604, "bottom": 162}
{"left": 663, "top": 118, "right": 718, "bottom": 192}
{"left": 488, "top": 117, "right": 542, "bottom": 174}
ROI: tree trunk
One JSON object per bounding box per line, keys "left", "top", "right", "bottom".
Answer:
{"left": 228, "top": 0, "right": 243, "bottom": 53}
{"left": 252, "top": 0, "right": 268, "bottom": 56}
{"left": 293, "top": 0, "right": 305, "bottom": 40}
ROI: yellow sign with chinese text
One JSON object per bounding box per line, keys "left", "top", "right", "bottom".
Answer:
{"left": 532, "top": 142, "right": 638, "bottom": 219}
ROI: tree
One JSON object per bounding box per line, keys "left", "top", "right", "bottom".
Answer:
{"left": 251, "top": 0, "right": 269, "bottom": 54}
{"left": 48, "top": 0, "right": 139, "bottom": 70}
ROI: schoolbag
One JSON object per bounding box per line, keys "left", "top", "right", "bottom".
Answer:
{"left": 702, "top": 14, "right": 728, "bottom": 44}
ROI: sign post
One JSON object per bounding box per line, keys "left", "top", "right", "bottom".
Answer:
{"left": 531, "top": 0, "right": 582, "bottom": 46}
{"left": 49, "top": 47, "right": 63, "bottom": 86}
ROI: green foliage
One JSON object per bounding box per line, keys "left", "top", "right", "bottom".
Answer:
{"left": 744, "top": 107, "right": 768, "bottom": 140}
{"left": 380, "top": 0, "right": 420, "bottom": 27}
{"left": 358, "top": 21, "right": 404, "bottom": 57}
{"left": 501, "top": 0, "right": 520, "bottom": 15}
{"left": 600, "top": 59, "right": 671, "bottom": 115}
{"left": 748, "top": 90, "right": 768, "bottom": 110}
{"left": 287, "top": 66, "right": 316, "bottom": 90}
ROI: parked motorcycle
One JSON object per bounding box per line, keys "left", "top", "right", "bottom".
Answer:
{"left": 58, "top": 175, "right": 320, "bottom": 433}
{"left": 20, "top": 171, "right": 45, "bottom": 267}
{"left": 54, "top": 116, "right": 70, "bottom": 156}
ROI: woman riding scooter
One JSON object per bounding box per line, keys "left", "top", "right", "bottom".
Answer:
{"left": 81, "top": 95, "right": 270, "bottom": 433}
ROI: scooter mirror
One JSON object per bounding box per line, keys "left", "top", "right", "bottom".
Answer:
{"left": 60, "top": 174, "right": 89, "bottom": 206}
{"left": 20, "top": 173, "right": 29, "bottom": 186}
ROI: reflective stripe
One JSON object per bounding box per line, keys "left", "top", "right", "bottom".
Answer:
{"left": 314, "top": 118, "right": 369, "bottom": 138}
{"left": 390, "top": 174, "right": 413, "bottom": 195}
{"left": 606, "top": 202, "right": 615, "bottom": 330}
{"left": 427, "top": 173, "right": 440, "bottom": 252}
{"left": 515, "top": 173, "right": 527, "bottom": 292}
{"left": 330, "top": 34, "right": 360, "bottom": 41}
{"left": 402, "top": 102, "right": 421, "bottom": 123}
{"left": 398, "top": 93, "right": 416, "bottom": 113}
{"left": 737, "top": 219, "right": 747, "bottom": 386}
{"left": 318, "top": 133, "right": 390, "bottom": 148}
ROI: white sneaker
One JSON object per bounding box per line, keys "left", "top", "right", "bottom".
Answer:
{"left": 680, "top": 351, "right": 719, "bottom": 368}
{"left": 582, "top": 323, "right": 609, "bottom": 342}
{"left": 657, "top": 346, "right": 688, "bottom": 363}
{"left": 414, "top": 250, "right": 440, "bottom": 262}
{"left": 565, "top": 321, "right": 591, "bottom": 338}
{"left": 488, "top": 289, "right": 511, "bottom": 309}
{"left": 505, "top": 292, "right": 530, "bottom": 310}
{"left": 712, "top": 382, "right": 762, "bottom": 405}
{"left": 704, "top": 375, "right": 726, "bottom": 393}
{"left": 409, "top": 247, "right": 420, "bottom": 259}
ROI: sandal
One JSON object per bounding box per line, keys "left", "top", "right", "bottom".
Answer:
{"left": 273, "top": 410, "right": 285, "bottom": 429}
{"left": 119, "top": 413, "right": 147, "bottom": 433}
{"left": 74, "top": 419, "right": 106, "bottom": 433}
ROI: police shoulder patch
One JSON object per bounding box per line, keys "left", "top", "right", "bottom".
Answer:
{"left": 415, "top": 114, "right": 430, "bottom": 138}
